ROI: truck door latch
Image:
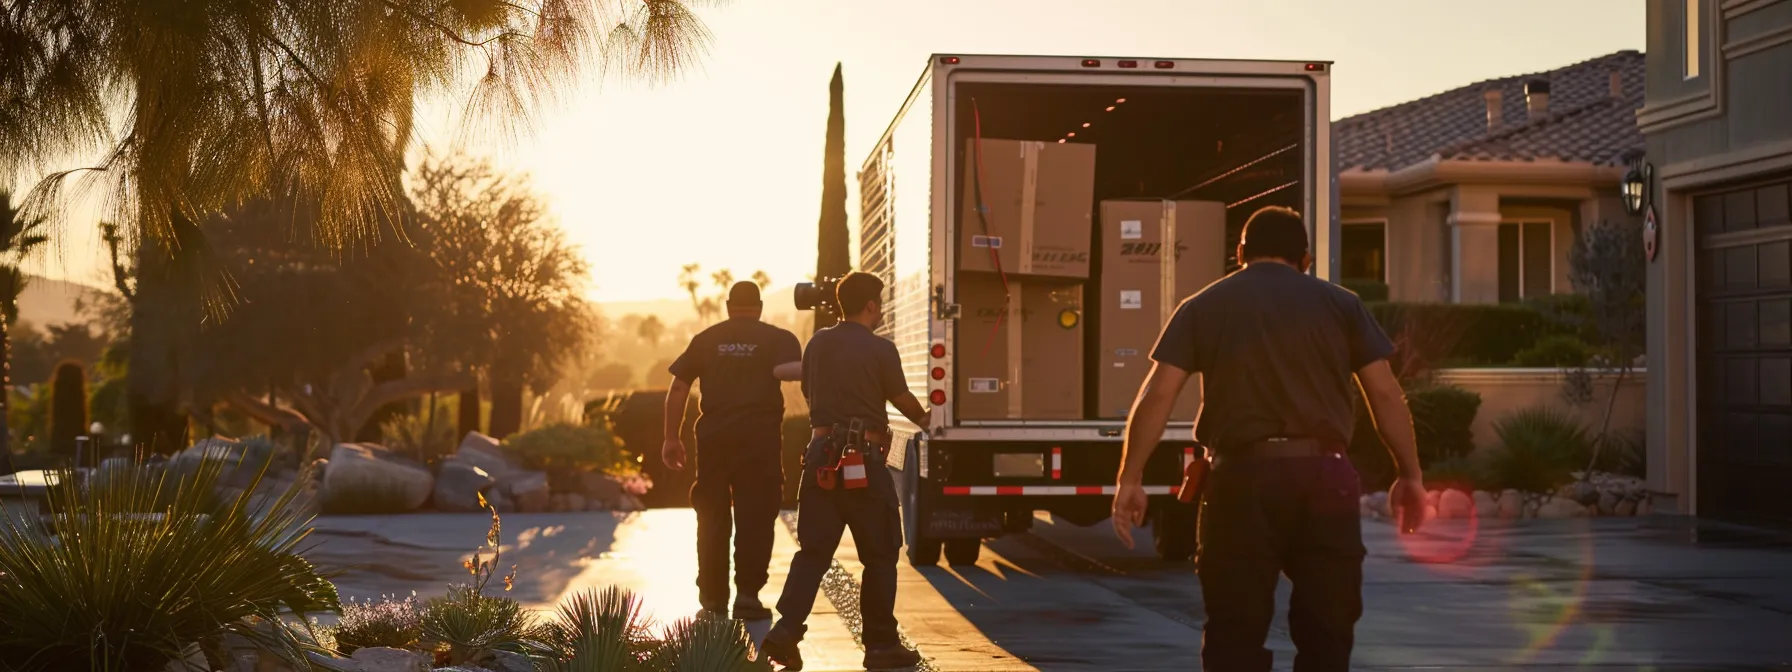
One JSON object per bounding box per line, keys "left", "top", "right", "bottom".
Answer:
{"left": 934, "top": 284, "right": 960, "bottom": 320}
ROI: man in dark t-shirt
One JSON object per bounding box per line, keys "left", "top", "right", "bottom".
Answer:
{"left": 760, "top": 272, "right": 929, "bottom": 672}
{"left": 663, "top": 282, "right": 802, "bottom": 621}
{"left": 1112, "top": 207, "right": 1428, "bottom": 671}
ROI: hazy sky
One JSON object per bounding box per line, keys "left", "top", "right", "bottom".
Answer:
{"left": 26, "top": 0, "right": 1646, "bottom": 304}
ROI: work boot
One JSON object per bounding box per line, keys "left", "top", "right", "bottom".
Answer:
{"left": 699, "top": 597, "right": 729, "bottom": 621}
{"left": 733, "top": 595, "right": 773, "bottom": 621}
{"left": 862, "top": 643, "right": 921, "bottom": 670}
{"left": 759, "top": 627, "right": 804, "bottom": 671}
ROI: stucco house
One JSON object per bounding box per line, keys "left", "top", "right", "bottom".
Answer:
{"left": 1334, "top": 51, "right": 1647, "bottom": 304}
{"left": 1639, "top": 0, "right": 1792, "bottom": 522}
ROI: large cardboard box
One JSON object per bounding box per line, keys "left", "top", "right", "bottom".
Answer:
{"left": 1097, "top": 199, "right": 1228, "bottom": 420}
{"left": 958, "top": 138, "right": 1097, "bottom": 279}
{"left": 956, "top": 276, "right": 1085, "bottom": 420}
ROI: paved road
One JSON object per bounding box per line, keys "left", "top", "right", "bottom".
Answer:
{"left": 307, "top": 510, "right": 1792, "bottom": 671}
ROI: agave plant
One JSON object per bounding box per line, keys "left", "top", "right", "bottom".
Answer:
{"left": 0, "top": 454, "right": 339, "bottom": 671}
{"left": 641, "top": 614, "right": 771, "bottom": 672}
{"left": 535, "top": 586, "right": 658, "bottom": 671}
{"left": 421, "top": 493, "right": 545, "bottom": 664}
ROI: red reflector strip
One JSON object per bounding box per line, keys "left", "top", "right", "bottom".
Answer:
{"left": 941, "top": 485, "right": 1176, "bottom": 496}
{"left": 1052, "top": 447, "right": 1062, "bottom": 480}
{"left": 1183, "top": 446, "right": 1196, "bottom": 469}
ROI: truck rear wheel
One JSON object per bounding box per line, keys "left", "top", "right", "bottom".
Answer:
{"left": 1151, "top": 499, "right": 1200, "bottom": 562}
{"left": 900, "top": 436, "right": 943, "bottom": 566}
{"left": 909, "top": 537, "right": 943, "bottom": 565}
{"left": 944, "top": 538, "right": 982, "bottom": 566}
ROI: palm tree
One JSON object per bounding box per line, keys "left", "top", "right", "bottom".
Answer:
{"left": 1, "top": 0, "right": 719, "bottom": 453}
{"left": 0, "top": 192, "right": 48, "bottom": 475}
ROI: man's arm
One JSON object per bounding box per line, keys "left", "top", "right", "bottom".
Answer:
{"left": 661, "top": 378, "right": 692, "bottom": 470}
{"left": 1116, "top": 362, "right": 1193, "bottom": 486}
{"left": 773, "top": 330, "right": 803, "bottom": 381}
{"left": 890, "top": 392, "right": 931, "bottom": 428}
{"left": 1356, "top": 359, "right": 1427, "bottom": 533}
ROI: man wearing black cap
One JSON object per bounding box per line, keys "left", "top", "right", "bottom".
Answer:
{"left": 1111, "top": 206, "right": 1427, "bottom": 671}
{"left": 664, "top": 281, "right": 803, "bottom": 620}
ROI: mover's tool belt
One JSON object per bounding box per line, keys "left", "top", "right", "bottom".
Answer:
{"left": 1210, "top": 437, "right": 1345, "bottom": 467}
{"left": 814, "top": 420, "right": 879, "bottom": 491}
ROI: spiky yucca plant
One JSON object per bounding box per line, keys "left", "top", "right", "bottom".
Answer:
{"left": 535, "top": 586, "right": 658, "bottom": 671}
{"left": 642, "top": 614, "right": 770, "bottom": 672}
{"left": 0, "top": 455, "right": 338, "bottom": 671}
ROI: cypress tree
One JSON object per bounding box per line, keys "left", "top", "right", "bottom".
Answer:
{"left": 814, "top": 63, "right": 850, "bottom": 333}
{"left": 49, "top": 360, "right": 88, "bottom": 459}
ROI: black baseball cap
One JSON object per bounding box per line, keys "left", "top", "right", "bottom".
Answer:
{"left": 726, "top": 281, "right": 762, "bottom": 308}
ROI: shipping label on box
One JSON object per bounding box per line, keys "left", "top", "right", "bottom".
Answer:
{"left": 955, "top": 276, "right": 1085, "bottom": 420}
{"left": 1096, "top": 199, "right": 1228, "bottom": 420}
{"left": 959, "top": 139, "right": 1097, "bottom": 279}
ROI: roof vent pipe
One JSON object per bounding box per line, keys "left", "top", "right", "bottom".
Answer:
{"left": 1484, "top": 89, "right": 1503, "bottom": 130}
{"left": 1525, "top": 79, "right": 1551, "bottom": 120}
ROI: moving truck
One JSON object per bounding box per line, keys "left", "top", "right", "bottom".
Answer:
{"left": 833, "top": 54, "right": 1335, "bottom": 565}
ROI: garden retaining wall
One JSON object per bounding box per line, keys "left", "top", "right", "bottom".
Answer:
{"left": 1433, "top": 368, "right": 1647, "bottom": 450}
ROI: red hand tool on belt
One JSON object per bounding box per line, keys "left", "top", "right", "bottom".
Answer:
{"left": 1177, "top": 445, "right": 1211, "bottom": 504}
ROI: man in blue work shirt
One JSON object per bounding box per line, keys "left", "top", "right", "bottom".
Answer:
{"left": 1112, "top": 206, "right": 1428, "bottom": 671}
{"left": 664, "top": 281, "right": 803, "bottom": 620}
{"left": 760, "top": 272, "right": 929, "bottom": 671}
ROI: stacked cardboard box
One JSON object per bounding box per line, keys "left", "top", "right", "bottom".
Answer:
{"left": 1096, "top": 199, "right": 1228, "bottom": 420}
{"left": 955, "top": 276, "right": 1084, "bottom": 420}
{"left": 958, "top": 138, "right": 1097, "bottom": 278}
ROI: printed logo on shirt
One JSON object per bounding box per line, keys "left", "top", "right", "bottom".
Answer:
{"left": 717, "top": 343, "right": 759, "bottom": 357}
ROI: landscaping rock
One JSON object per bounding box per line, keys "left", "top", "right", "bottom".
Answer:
{"left": 1537, "top": 497, "right": 1591, "bottom": 518}
{"left": 434, "top": 458, "right": 496, "bottom": 513}
{"left": 501, "top": 471, "right": 552, "bottom": 513}
{"left": 617, "top": 493, "right": 646, "bottom": 512}
{"left": 1471, "top": 491, "right": 1498, "bottom": 518}
{"left": 471, "top": 650, "right": 532, "bottom": 672}
{"left": 564, "top": 492, "right": 587, "bottom": 512}
{"left": 350, "top": 647, "right": 431, "bottom": 672}
{"left": 1615, "top": 498, "right": 1639, "bottom": 517}
{"left": 456, "top": 432, "right": 515, "bottom": 480}
{"left": 1366, "top": 492, "right": 1390, "bottom": 518}
{"left": 1565, "top": 480, "right": 1600, "bottom": 506}
{"left": 1438, "top": 490, "right": 1473, "bottom": 519}
{"left": 1598, "top": 491, "right": 1622, "bottom": 516}
{"left": 1424, "top": 489, "right": 1440, "bottom": 508}
{"left": 1497, "top": 490, "right": 1524, "bottom": 519}
{"left": 579, "top": 470, "right": 626, "bottom": 507}
{"left": 323, "top": 444, "right": 433, "bottom": 513}
{"left": 489, "top": 489, "right": 517, "bottom": 514}
{"left": 1637, "top": 497, "right": 1653, "bottom": 516}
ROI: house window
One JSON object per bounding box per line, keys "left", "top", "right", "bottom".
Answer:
{"left": 1497, "top": 221, "right": 1554, "bottom": 302}
{"left": 1684, "top": 0, "right": 1701, "bottom": 79}
{"left": 1340, "top": 222, "right": 1387, "bottom": 284}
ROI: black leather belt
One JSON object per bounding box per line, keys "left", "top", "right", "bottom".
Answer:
{"left": 1211, "top": 437, "right": 1344, "bottom": 466}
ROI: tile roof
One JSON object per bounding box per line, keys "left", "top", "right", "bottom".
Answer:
{"left": 1336, "top": 50, "right": 1645, "bottom": 172}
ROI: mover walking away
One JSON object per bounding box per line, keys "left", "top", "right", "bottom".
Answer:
{"left": 793, "top": 53, "right": 1335, "bottom": 565}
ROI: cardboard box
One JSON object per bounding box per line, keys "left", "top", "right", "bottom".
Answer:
{"left": 958, "top": 138, "right": 1097, "bottom": 279}
{"left": 955, "top": 276, "right": 1085, "bottom": 420}
{"left": 1097, "top": 199, "right": 1228, "bottom": 420}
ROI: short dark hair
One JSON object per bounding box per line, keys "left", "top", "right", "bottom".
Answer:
{"left": 1239, "top": 206, "right": 1308, "bottom": 264}
{"left": 726, "top": 281, "right": 762, "bottom": 308}
{"left": 836, "top": 272, "right": 884, "bottom": 317}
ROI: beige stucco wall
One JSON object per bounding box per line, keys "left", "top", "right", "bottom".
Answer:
{"left": 1433, "top": 368, "right": 1648, "bottom": 451}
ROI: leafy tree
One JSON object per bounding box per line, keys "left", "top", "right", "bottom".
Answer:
{"left": 636, "top": 315, "right": 666, "bottom": 348}
{"left": 409, "top": 151, "right": 594, "bottom": 439}
{"left": 814, "top": 63, "right": 851, "bottom": 333}
{"left": 0, "top": 191, "right": 47, "bottom": 473}
{"left": 2, "top": 0, "right": 719, "bottom": 452}
{"left": 1558, "top": 219, "right": 1647, "bottom": 477}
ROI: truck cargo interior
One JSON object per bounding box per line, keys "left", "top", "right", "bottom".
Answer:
{"left": 951, "top": 81, "right": 1307, "bottom": 422}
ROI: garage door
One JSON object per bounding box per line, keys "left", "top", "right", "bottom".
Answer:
{"left": 1695, "top": 176, "right": 1792, "bottom": 521}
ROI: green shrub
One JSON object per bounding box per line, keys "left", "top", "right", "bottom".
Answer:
{"left": 333, "top": 595, "right": 423, "bottom": 654}
{"left": 504, "top": 422, "right": 632, "bottom": 476}
{"left": 320, "top": 473, "right": 422, "bottom": 515}
{"left": 0, "top": 456, "right": 339, "bottom": 670}
{"left": 381, "top": 399, "right": 460, "bottom": 464}
{"left": 1341, "top": 280, "right": 1389, "bottom": 303}
{"left": 48, "top": 360, "right": 87, "bottom": 459}
{"left": 592, "top": 389, "right": 696, "bottom": 508}
{"left": 1368, "top": 302, "right": 1549, "bottom": 367}
{"left": 1479, "top": 406, "right": 1592, "bottom": 493}
{"left": 1513, "top": 334, "right": 1594, "bottom": 368}
{"left": 1424, "top": 456, "right": 1485, "bottom": 491}
{"left": 1408, "top": 385, "right": 1481, "bottom": 462}
{"left": 1593, "top": 429, "right": 1646, "bottom": 478}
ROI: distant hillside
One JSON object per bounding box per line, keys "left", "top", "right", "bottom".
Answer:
{"left": 15, "top": 275, "right": 106, "bottom": 329}
{"left": 598, "top": 285, "right": 801, "bottom": 327}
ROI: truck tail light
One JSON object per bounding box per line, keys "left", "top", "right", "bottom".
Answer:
{"left": 1154, "top": 61, "right": 1175, "bottom": 69}
{"left": 931, "top": 343, "right": 945, "bottom": 358}
{"left": 930, "top": 367, "right": 945, "bottom": 381}
{"left": 1305, "top": 63, "right": 1326, "bottom": 72}
{"left": 1118, "top": 60, "right": 1138, "bottom": 69}
{"left": 940, "top": 56, "right": 960, "bottom": 65}
{"left": 1081, "top": 59, "right": 1101, "bottom": 68}
{"left": 929, "top": 390, "right": 947, "bottom": 405}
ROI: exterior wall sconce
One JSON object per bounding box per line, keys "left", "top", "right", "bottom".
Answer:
{"left": 1623, "top": 160, "right": 1653, "bottom": 216}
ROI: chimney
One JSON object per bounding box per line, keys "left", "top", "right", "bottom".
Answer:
{"left": 1525, "top": 79, "right": 1551, "bottom": 120}
{"left": 1609, "top": 70, "right": 1623, "bottom": 98}
{"left": 1484, "top": 89, "right": 1503, "bottom": 130}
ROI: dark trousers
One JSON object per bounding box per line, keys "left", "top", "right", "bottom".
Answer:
{"left": 1197, "top": 453, "right": 1366, "bottom": 672}
{"left": 690, "top": 431, "right": 783, "bottom": 609}
{"left": 773, "top": 436, "right": 903, "bottom": 648}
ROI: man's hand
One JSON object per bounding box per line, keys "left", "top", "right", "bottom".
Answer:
{"left": 662, "top": 439, "right": 687, "bottom": 471}
{"left": 1390, "top": 476, "right": 1427, "bottom": 534}
{"left": 1111, "top": 480, "right": 1149, "bottom": 549}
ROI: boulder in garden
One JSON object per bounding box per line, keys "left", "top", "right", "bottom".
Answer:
{"left": 1537, "top": 497, "right": 1590, "bottom": 519}
{"left": 1472, "top": 491, "right": 1498, "bottom": 518}
{"left": 1497, "top": 490, "right": 1524, "bottom": 519}
{"left": 323, "top": 444, "right": 433, "bottom": 513}
{"left": 579, "top": 470, "right": 625, "bottom": 508}
{"left": 456, "top": 432, "right": 515, "bottom": 480}
{"left": 434, "top": 458, "right": 496, "bottom": 513}
{"left": 501, "top": 471, "right": 552, "bottom": 513}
